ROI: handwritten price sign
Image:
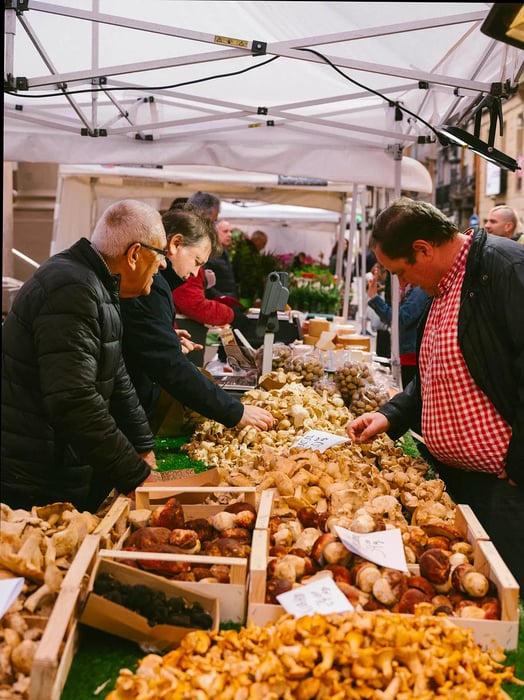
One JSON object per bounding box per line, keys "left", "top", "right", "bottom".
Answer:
{"left": 293, "top": 430, "right": 350, "bottom": 453}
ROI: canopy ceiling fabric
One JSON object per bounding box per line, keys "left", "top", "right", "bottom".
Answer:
{"left": 4, "top": 1, "right": 523, "bottom": 185}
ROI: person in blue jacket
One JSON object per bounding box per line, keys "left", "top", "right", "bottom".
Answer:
{"left": 367, "top": 264, "right": 429, "bottom": 387}
{"left": 120, "top": 206, "right": 274, "bottom": 434}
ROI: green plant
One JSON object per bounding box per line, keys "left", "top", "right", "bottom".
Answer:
{"left": 231, "top": 237, "right": 284, "bottom": 306}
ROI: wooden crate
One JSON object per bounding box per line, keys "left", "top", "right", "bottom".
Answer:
{"left": 134, "top": 485, "right": 257, "bottom": 513}
{"left": 247, "top": 513, "right": 520, "bottom": 650}
{"left": 29, "top": 534, "right": 101, "bottom": 700}
{"left": 254, "top": 488, "right": 277, "bottom": 531}
{"left": 80, "top": 557, "right": 220, "bottom": 651}
{"left": 99, "top": 549, "right": 247, "bottom": 624}
{"left": 93, "top": 494, "right": 132, "bottom": 549}
{"left": 108, "top": 486, "right": 258, "bottom": 624}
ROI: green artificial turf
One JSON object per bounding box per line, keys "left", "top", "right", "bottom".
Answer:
{"left": 61, "top": 626, "right": 143, "bottom": 699}
{"left": 154, "top": 434, "right": 210, "bottom": 473}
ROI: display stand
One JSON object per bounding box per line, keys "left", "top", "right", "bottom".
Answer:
{"left": 256, "top": 272, "right": 289, "bottom": 375}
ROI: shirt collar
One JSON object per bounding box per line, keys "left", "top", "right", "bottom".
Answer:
{"left": 436, "top": 230, "right": 473, "bottom": 297}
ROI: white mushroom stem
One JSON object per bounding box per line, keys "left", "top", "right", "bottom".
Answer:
{"left": 23, "top": 583, "right": 54, "bottom": 613}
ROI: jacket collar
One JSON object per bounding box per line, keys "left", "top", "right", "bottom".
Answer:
{"left": 160, "top": 257, "right": 185, "bottom": 290}
{"left": 71, "top": 237, "right": 121, "bottom": 294}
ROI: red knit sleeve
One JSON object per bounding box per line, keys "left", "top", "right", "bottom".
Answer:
{"left": 172, "top": 269, "right": 234, "bottom": 326}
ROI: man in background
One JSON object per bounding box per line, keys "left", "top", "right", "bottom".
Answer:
{"left": 485, "top": 205, "right": 523, "bottom": 242}
{"left": 204, "top": 218, "right": 240, "bottom": 303}
{"left": 250, "top": 229, "right": 268, "bottom": 252}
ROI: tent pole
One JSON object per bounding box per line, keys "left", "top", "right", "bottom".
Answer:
{"left": 335, "top": 195, "right": 348, "bottom": 280}
{"left": 360, "top": 195, "right": 368, "bottom": 336}
{"left": 342, "top": 184, "right": 358, "bottom": 320}
{"left": 390, "top": 146, "right": 403, "bottom": 388}
{"left": 4, "top": 8, "right": 16, "bottom": 80}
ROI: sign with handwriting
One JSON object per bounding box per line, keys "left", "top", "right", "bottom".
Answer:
{"left": 334, "top": 525, "right": 409, "bottom": 572}
{"left": 277, "top": 574, "right": 354, "bottom": 618}
{"left": 293, "top": 429, "right": 350, "bottom": 452}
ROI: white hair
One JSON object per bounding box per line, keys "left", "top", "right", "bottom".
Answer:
{"left": 91, "top": 199, "right": 165, "bottom": 258}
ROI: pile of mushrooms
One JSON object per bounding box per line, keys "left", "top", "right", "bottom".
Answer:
{"left": 0, "top": 502, "right": 102, "bottom": 697}
{"left": 104, "top": 610, "right": 524, "bottom": 700}
{"left": 122, "top": 497, "right": 256, "bottom": 582}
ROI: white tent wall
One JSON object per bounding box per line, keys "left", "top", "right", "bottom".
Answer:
{"left": 50, "top": 164, "right": 353, "bottom": 256}
{"left": 218, "top": 201, "right": 342, "bottom": 263}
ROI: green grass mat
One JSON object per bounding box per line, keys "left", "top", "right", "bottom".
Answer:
{"left": 154, "top": 435, "right": 209, "bottom": 473}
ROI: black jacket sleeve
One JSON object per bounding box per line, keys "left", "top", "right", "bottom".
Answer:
{"left": 121, "top": 275, "right": 244, "bottom": 428}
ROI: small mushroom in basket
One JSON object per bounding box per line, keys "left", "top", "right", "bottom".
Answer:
{"left": 149, "top": 497, "right": 185, "bottom": 530}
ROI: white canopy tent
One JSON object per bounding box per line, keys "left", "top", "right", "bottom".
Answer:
{"left": 219, "top": 201, "right": 342, "bottom": 262}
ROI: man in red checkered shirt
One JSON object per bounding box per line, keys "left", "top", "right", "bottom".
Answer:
{"left": 347, "top": 197, "right": 524, "bottom": 591}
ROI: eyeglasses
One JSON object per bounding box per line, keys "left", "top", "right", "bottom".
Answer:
{"left": 125, "top": 242, "right": 168, "bottom": 259}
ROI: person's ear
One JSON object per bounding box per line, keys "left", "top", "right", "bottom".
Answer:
{"left": 168, "top": 233, "right": 184, "bottom": 249}
{"left": 412, "top": 240, "right": 433, "bottom": 258}
{"left": 124, "top": 242, "right": 141, "bottom": 269}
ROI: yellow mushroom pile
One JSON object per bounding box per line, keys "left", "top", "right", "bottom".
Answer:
{"left": 105, "top": 610, "right": 524, "bottom": 700}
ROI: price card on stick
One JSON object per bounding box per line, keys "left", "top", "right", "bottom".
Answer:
{"left": 334, "top": 525, "right": 409, "bottom": 572}
{"left": 293, "top": 430, "right": 350, "bottom": 453}
{"left": 276, "top": 574, "right": 354, "bottom": 618}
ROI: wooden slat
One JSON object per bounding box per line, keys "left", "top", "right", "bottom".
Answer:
{"left": 455, "top": 503, "right": 490, "bottom": 544}
{"left": 134, "top": 486, "right": 256, "bottom": 510}
{"left": 254, "top": 489, "right": 276, "bottom": 531}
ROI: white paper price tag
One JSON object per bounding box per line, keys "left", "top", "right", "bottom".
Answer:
{"left": 293, "top": 430, "right": 350, "bottom": 453}
{"left": 0, "top": 578, "right": 24, "bottom": 619}
{"left": 334, "top": 525, "right": 409, "bottom": 572}
{"left": 276, "top": 575, "right": 354, "bottom": 618}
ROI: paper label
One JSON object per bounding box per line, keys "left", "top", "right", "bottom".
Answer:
{"left": 293, "top": 429, "right": 350, "bottom": 452}
{"left": 277, "top": 575, "right": 354, "bottom": 618}
{"left": 334, "top": 525, "right": 409, "bottom": 572}
{"left": 0, "top": 578, "right": 24, "bottom": 619}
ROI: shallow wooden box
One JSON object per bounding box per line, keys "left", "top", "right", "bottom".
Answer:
{"left": 247, "top": 505, "right": 519, "bottom": 650}
{"left": 93, "top": 494, "right": 132, "bottom": 549}
{"left": 80, "top": 557, "right": 219, "bottom": 652}
{"left": 106, "top": 486, "right": 258, "bottom": 624}
{"left": 29, "top": 533, "right": 101, "bottom": 700}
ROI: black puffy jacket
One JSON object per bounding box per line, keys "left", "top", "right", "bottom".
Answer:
{"left": 380, "top": 228, "right": 524, "bottom": 484}
{"left": 1, "top": 238, "right": 154, "bottom": 512}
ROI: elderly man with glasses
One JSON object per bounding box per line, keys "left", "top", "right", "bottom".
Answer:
{"left": 1, "top": 199, "right": 166, "bottom": 513}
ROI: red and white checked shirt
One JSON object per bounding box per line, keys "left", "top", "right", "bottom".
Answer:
{"left": 419, "top": 232, "right": 511, "bottom": 473}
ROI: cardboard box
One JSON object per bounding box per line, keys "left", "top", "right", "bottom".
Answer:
{"left": 108, "top": 486, "right": 257, "bottom": 624}
{"left": 80, "top": 557, "right": 219, "bottom": 652}
{"left": 247, "top": 505, "right": 519, "bottom": 650}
